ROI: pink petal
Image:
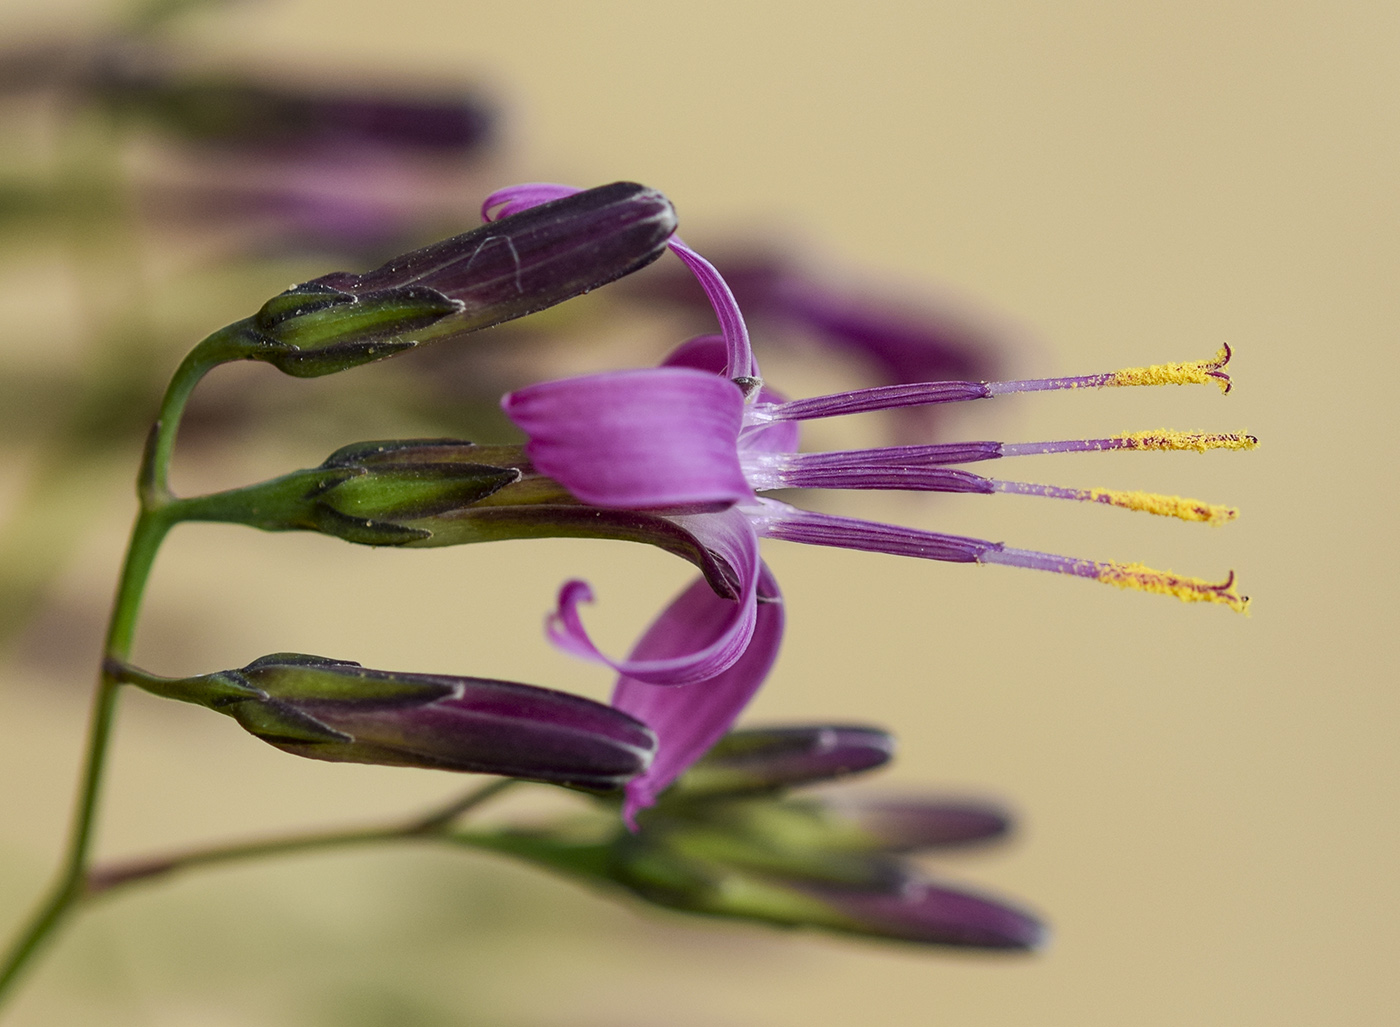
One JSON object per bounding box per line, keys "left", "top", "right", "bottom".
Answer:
{"left": 482, "top": 185, "right": 754, "bottom": 379}
{"left": 663, "top": 336, "right": 799, "bottom": 456}
{"left": 613, "top": 563, "right": 784, "bottom": 824}
{"left": 666, "top": 242, "right": 756, "bottom": 380}
{"left": 542, "top": 509, "right": 763, "bottom": 688}
{"left": 482, "top": 182, "right": 582, "bottom": 221}
{"left": 503, "top": 367, "right": 751, "bottom": 510}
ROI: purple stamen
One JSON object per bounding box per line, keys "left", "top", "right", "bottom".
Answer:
{"left": 1000, "top": 437, "right": 1129, "bottom": 457}
{"left": 980, "top": 546, "right": 1101, "bottom": 578}
{"left": 985, "top": 372, "right": 1117, "bottom": 395}
{"left": 751, "top": 380, "right": 992, "bottom": 423}
{"left": 741, "top": 450, "right": 997, "bottom": 493}
{"left": 750, "top": 347, "right": 1236, "bottom": 425}
{"left": 990, "top": 481, "right": 1107, "bottom": 503}
{"left": 749, "top": 501, "right": 997, "bottom": 563}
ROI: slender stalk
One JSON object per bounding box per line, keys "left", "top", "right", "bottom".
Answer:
{"left": 140, "top": 325, "right": 256, "bottom": 506}
{"left": 0, "top": 509, "right": 172, "bottom": 1000}
{"left": 404, "top": 778, "right": 517, "bottom": 833}
{"left": 0, "top": 327, "right": 225, "bottom": 1004}
{"left": 85, "top": 779, "right": 518, "bottom": 898}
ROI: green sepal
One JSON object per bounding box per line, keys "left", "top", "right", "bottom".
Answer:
{"left": 239, "top": 654, "right": 456, "bottom": 705}
{"left": 320, "top": 438, "right": 483, "bottom": 468}
{"left": 638, "top": 805, "right": 901, "bottom": 890}
{"left": 105, "top": 659, "right": 265, "bottom": 709}
{"left": 312, "top": 464, "right": 521, "bottom": 521}
{"left": 167, "top": 444, "right": 525, "bottom": 546}
{"left": 224, "top": 697, "right": 354, "bottom": 746}
{"left": 610, "top": 839, "right": 844, "bottom": 929}
{"left": 253, "top": 283, "right": 462, "bottom": 352}
{"left": 260, "top": 338, "right": 423, "bottom": 378}
{"left": 307, "top": 504, "right": 433, "bottom": 545}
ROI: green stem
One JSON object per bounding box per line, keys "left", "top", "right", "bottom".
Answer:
{"left": 84, "top": 779, "right": 518, "bottom": 898}
{"left": 140, "top": 324, "right": 257, "bottom": 506}
{"left": 0, "top": 509, "right": 172, "bottom": 1002}
{"left": 0, "top": 324, "right": 242, "bottom": 1005}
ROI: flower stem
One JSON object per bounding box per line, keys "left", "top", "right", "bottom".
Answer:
{"left": 84, "top": 778, "right": 518, "bottom": 898}
{"left": 0, "top": 508, "right": 173, "bottom": 1003}
{"left": 0, "top": 329, "right": 232, "bottom": 1006}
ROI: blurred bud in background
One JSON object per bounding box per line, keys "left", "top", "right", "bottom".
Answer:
{"left": 462, "top": 724, "right": 1042, "bottom": 950}
{"left": 663, "top": 723, "right": 897, "bottom": 799}
{"left": 107, "top": 653, "right": 658, "bottom": 790}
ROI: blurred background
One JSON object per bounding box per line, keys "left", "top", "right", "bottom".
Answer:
{"left": 0, "top": 0, "right": 1395, "bottom": 1024}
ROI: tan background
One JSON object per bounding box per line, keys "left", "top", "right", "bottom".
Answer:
{"left": 2, "top": 0, "right": 1397, "bottom": 1024}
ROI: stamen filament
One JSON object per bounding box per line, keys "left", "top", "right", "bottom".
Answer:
{"left": 753, "top": 381, "right": 990, "bottom": 423}
{"left": 983, "top": 548, "right": 1249, "bottom": 612}
{"left": 1000, "top": 429, "right": 1257, "bottom": 458}
{"left": 741, "top": 451, "right": 1237, "bottom": 523}
{"left": 987, "top": 345, "right": 1234, "bottom": 396}
{"left": 991, "top": 482, "right": 1238, "bottom": 525}
{"left": 748, "top": 347, "right": 1236, "bottom": 426}
{"left": 749, "top": 501, "right": 1249, "bottom": 613}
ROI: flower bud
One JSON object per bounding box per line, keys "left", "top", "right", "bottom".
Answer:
{"left": 110, "top": 73, "right": 495, "bottom": 153}
{"left": 242, "top": 182, "right": 677, "bottom": 376}
{"left": 819, "top": 795, "right": 1011, "bottom": 851}
{"left": 108, "top": 654, "right": 656, "bottom": 790}
{"left": 459, "top": 721, "right": 1041, "bottom": 950}
{"left": 785, "top": 875, "right": 1046, "bottom": 950}
{"left": 663, "top": 724, "right": 895, "bottom": 799}
{"left": 479, "top": 824, "right": 1042, "bottom": 950}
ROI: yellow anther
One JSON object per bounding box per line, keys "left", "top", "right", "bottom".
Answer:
{"left": 1087, "top": 487, "right": 1238, "bottom": 525}
{"left": 1116, "top": 429, "right": 1258, "bottom": 453}
{"left": 1106, "top": 346, "right": 1233, "bottom": 394}
{"left": 1096, "top": 562, "right": 1249, "bottom": 613}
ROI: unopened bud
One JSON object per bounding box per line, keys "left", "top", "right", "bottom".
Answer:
{"left": 819, "top": 795, "right": 1011, "bottom": 851}
{"left": 109, "top": 73, "right": 495, "bottom": 153}
{"left": 612, "top": 836, "right": 1042, "bottom": 950}
{"left": 665, "top": 724, "right": 895, "bottom": 799}
{"left": 462, "top": 752, "right": 1039, "bottom": 949}
{"left": 109, "top": 654, "right": 656, "bottom": 790}
{"left": 242, "top": 182, "right": 677, "bottom": 376}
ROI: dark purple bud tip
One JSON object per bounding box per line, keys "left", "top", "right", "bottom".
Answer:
{"left": 801, "top": 876, "right": 1047, "bottom": 950}
{"left": 112, "top": 654, "right": 656, "bottom": 790}
{"left": 308, "top": 181, "right": 677, "bottom": 331}
{"left": 822, "top": 796, "right": 1012, "bottom": 851}
{"left": 243, "top": 182, "right": 676, "bottom": 377}
{"left": 668, "top": 724, "right": 896, "bottom": 798}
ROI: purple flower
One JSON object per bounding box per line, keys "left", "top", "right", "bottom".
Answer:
{"left": 489, "top": 183, "right": 1251, "bottom": 821}
{"left": 629, "top": 246, "right": 1008, "bottom": 441}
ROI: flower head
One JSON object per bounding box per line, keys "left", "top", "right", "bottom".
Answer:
{"left": 490, "top": 183, "right": 1252, "bottom": 820}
